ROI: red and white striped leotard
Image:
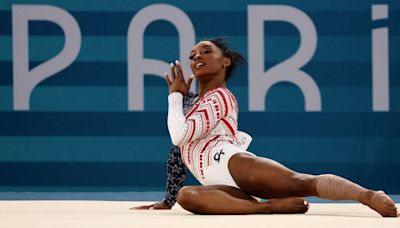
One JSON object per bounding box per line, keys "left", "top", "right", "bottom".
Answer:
{"left": 167, "top": 87, "right": 239, "bottom": 181}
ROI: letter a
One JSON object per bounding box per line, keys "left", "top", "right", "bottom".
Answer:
{"left": 127, "top": 4, "right": 195, "bottom": 111}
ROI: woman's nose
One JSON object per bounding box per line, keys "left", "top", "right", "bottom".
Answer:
{"left": 193, "top": 54, "right": 202, "bottom": 61}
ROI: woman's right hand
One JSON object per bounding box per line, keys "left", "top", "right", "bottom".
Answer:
{"left": 165, "top": 60, "right": 194, "bottom": 96}
{"left": 129, "top": 201, "right": 171, "bottom": 210}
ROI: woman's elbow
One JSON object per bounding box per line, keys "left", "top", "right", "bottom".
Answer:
{"left": 170, "top": 135, "right": 183, "bottom": 146}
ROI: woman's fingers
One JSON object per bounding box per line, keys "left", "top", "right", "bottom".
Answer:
{"left": 186, "top": 74, "right": 195, "bottom": 88}
{"left": 129, "top": 202, "right": 171, "bottom": 210}
{"left": 167, "top": 60, "right": 193, "bottom": 95}
{"left": 164, "top": 72, "right": 172, "bottom": 86}
{"left": 129, "top": 204, "right": 152, "bottom": 210}
{"left": 175, "top": 60, "right": 185, "bottom": 81}
{"left": 170, "top": 62, "right": 176, "bottom": 80}
{"left": 175, "top": 60, "right": 194, "bottom": 86}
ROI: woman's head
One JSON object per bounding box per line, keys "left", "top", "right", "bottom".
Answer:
{"left": 189, "top": 37, "right": 244, "bottom": 81}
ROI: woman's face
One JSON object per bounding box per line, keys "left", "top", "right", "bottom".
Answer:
{"left": 189, "top": 41, "right": 231, "bottom": 79}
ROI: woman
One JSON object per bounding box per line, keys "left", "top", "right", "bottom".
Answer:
{"left": 136, "top": 38, "right": 398, "bottom": 216}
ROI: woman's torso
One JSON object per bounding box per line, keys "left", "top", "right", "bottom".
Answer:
{"left": 180, "top": 87, "right": 239, "bottom": 180}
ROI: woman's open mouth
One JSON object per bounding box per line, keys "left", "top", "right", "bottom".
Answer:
{"left": 195, "top": 62, "right": 205, "bottom": 69}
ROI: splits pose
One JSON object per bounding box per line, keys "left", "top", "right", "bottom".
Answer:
{"left": 132, "top": 38, "right": 398, "bottom": 217}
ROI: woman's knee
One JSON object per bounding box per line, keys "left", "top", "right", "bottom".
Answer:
{"left": 289, "top": 173, "right": 318, "bottom": 196}
{"left": 177, "top": 186, "right": 201, "bottom": 210}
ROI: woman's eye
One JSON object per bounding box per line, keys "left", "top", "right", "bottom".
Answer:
{"left": 189, "top": 55, "right": 194, "bottom": 60}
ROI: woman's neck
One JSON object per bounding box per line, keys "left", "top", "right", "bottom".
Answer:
{"left": 197, "top": 79, "right": 226, "bottom": 99}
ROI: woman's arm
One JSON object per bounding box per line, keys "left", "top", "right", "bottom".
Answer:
{"left": 162, "top": 93, "right": 196, "bottom": 207}
{"left": 162, "top": 145, "right": 187, "bottom": 207}
{"left": 168, "top": 87, "right": 236, "bottom": 146}
{"left": 131, "top": 93, "right": 196, "bottom": 210}
{"left": 130, "top": 146, "right": 186, "bottom": 210}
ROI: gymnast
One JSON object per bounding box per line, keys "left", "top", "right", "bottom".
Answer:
{"left": 132, "top": 38, "right": 398, "bottom": 217}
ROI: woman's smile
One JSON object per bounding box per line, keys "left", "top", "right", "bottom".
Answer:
{"left": 195, "top": 62, "right": 205, "bottom": 69}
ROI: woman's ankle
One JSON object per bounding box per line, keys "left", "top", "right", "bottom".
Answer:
{"left": 359, "top": 190, "right": 374, "bottom": 205}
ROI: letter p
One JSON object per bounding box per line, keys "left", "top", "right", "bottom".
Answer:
{"left": 12, "top": 5, "right": 81, "bottom": 110}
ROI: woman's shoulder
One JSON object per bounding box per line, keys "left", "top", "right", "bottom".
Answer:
{"left": 215, "top": 87, "right": 236, "bottom": 101}
{"left": 204, "top": 87, "right": 237, "bottom": 106}
{"left": 207, "top": 87, "right": 234, "bottom": 97}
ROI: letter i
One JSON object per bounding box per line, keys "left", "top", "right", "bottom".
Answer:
{"left": 372, "top": 4, "right": 389, "bottom": 111}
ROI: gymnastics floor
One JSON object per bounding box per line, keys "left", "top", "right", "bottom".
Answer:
{"left": 0, "top": 200, "right": 399, "bottom": 228}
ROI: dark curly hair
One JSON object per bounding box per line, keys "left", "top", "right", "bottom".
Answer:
{"left": 204, "top": 37, "right": 245, "bottom": 80}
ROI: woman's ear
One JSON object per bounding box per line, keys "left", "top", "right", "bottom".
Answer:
{"left": 223, "top": 57, "right": 231, "bottom": 68}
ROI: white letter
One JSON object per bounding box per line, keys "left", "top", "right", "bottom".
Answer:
{"left": 248, "top": 5, "right": 321, "bottom": 111}
{"left": 127, "top": 4, "right": 195, "bottom": 111}
{"left": 372, "top": 4, "right": 389, "bottom": 111}
{"left": 12, "top": 5, "right": 81, "bottom": 110}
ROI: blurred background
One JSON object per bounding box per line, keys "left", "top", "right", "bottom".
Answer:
{"left": 0, "top": 0, "right": 399, "bottom": 198}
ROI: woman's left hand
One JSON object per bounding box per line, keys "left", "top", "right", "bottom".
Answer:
{"left": 165, "top": 60, "right": 194, "bottom": 96}
{"left": 129, "top": 201, "right": 171, "bottom": 210}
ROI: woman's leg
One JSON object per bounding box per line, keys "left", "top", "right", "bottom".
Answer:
{"left": 177, "top": 185, "right": 309, "bottom": 215}
{"left": 229, "top": 153, "right": 398, "bottom": 217}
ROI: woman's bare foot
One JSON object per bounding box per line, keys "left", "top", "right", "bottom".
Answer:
{"left": 262, "top": 197, "right": 309, "bottom": 214}
{"left": 360, "top": 190, "right": 398, "bottom": 217}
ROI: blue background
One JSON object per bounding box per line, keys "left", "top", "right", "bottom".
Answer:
{"left": 0, "top": 0, "right": 399, "bottom": 193}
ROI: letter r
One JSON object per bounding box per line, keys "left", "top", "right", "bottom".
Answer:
{"left": 248, "top": 5, "right": 321, "bottom": 111}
